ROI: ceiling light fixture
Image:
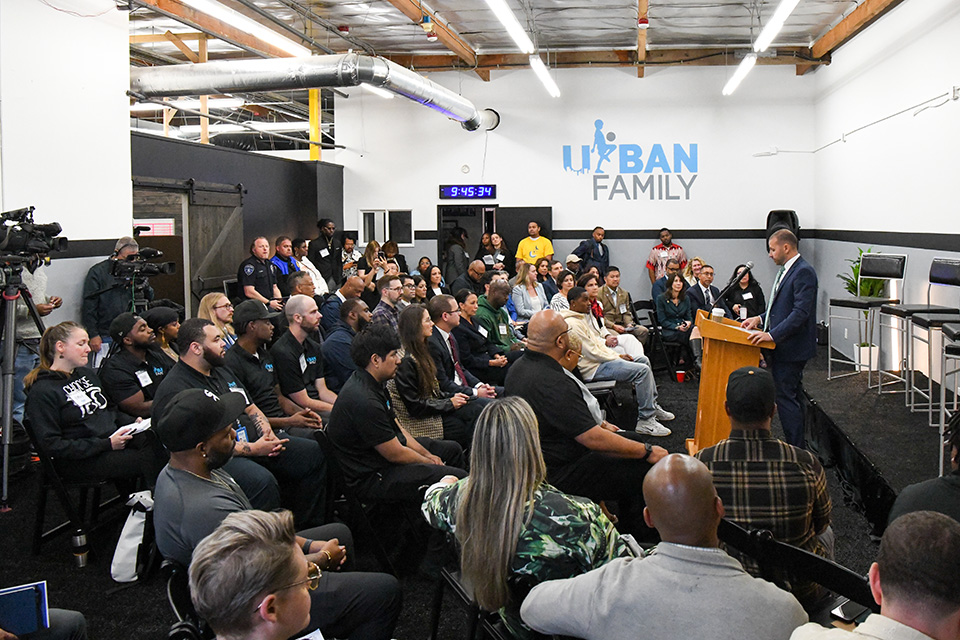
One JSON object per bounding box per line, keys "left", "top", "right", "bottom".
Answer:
{"left": 753, "top": 0, "right": 801, "bottom": 52}
{"left": 130, "top": 98, "right": 245, "bottom": 112}
{"left": 637, "top": 17, "right": 649, "bottom": 29}
{"left": 722, "top": 53, "right": 757, "bottom": 96}
{"left": 178, "top": 0, "right": 312, "bottom": 57}
{"left": 179, "top": 121, "right": 311, "bottom": 135}
{"left": 483, "top": 0, "right": 534, "bottom": 54}
{"left": 529, "top": 54, "right": 560, "bottom": 98}
{"left": 426, "top": 32, "right": 438, "bottom": 42}
{"left": 362, "top": 84, "right": 395, "bottom": 100}
{"left": 420, "top": 15, "right": 434, "bottom": 33}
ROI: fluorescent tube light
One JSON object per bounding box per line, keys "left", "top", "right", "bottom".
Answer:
{"left": 362, "top": 84, "right": 395, "bottom": 100}
{"left": 753, "top": 0, "right": 801, "bottom": 52}
{"left": 483, "top": 0, "right": 534, "bottom": 54}
{"left": 529, "top": 55, "right": 560, "bottom": 98}
{"left": 179, "top": 0, "right": 311, "bottom": 57}
{"left": 130, "top": 98, "right": 245, "bottom": 112}
{"left": 179, "top": 121, "right": 310, "bottom": 135}
{"left": 722, "top": 53, "right": 757, "bottom": 96}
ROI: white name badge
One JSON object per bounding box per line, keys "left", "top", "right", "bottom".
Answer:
{"left": 136, "top": 370, "right": 152, "bottom": 387}
{"left": 619, "top": 303, "right": 628, "bottom": 314}
{"left": 498, "top": 324, "right": 508, "bottom": 335}
{"left": 659, "top": 251, "right": 668, "bottom": 258}
{"left": 742, "top": 292, "right": 754, "bottom": 300}
{"left": 478, "top": 326, "right": 488, "bottom": 338}
{"left": 67, "top": 390, "right": 91, "bottom": 407}
{"left": 299, "top": 354, "right": 308, "bottom": 372}
{"left": 319, "top": 248, "right": 330, "bottom": 258}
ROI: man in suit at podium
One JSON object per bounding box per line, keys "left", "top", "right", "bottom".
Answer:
{"left": 741, "top": 229, "right": 818, "bottom": 448}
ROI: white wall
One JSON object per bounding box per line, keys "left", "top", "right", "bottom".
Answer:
{"left": 0, "top": 0, "right": 132, "bottom": 239}
{"left": 332, "top": 64, "right": 817, "bottom": 233}
{"left": 813, "top": 0, "right": 960, "bottom": 234}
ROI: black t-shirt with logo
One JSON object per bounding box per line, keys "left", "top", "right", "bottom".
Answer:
{"left": 270, "top": 331, "right": 326, "bottom": 401}
{"left": 224, "top": 343, "right": 284, "bottom": 418}
{"left": 99, "top": 346, "right": 176, "bottom": 412}
{"left": 152, "top": 360, "right": 255, "bottom": 439}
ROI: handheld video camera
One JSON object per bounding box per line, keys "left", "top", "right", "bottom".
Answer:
{"left": 110, "top": 247, "right": 177, "bottom": 280}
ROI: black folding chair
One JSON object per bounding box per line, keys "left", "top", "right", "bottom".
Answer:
{"left": 163, "top": 560, "right": 214, "bottom": 640}
{"left": 647, "top": 308, "right": 683, "bottom": 379}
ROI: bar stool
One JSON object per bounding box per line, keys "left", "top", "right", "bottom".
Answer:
{"left": 828, "top": 253, "right": 905, "bottom": 383}
{"left": 909, "top": 313, "right": 960, "bottom": 426}
{"left": 939, "top": 323, "right": 960, "bottom": 476}
{"left": 878, "top": 258, "right": 960, "bottom": 397}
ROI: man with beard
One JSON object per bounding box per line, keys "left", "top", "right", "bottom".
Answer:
{"left": 224, "top": 300, "right": 324, "bottom": 438}
{"left": 99, "top": 312, "right": 175, "bottom": 422}
{"left": 270, "top": 295, "right": 338, "bottom": 421}
{"left": 153, "top": 318, "right": 328, "bottom": 527}
{"left": 153, "top": 388, "right": 401, "bottom": 640}
{"left": 308, "top": 218, "right": 341, "bottom": 292}
{"left": 321, "top": 298, "right": 371, "bottom": 394}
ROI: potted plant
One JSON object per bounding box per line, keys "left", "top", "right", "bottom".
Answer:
{"left": 837, "top": 248, "right": 885, "bottom": 370}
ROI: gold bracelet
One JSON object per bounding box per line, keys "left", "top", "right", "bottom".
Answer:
{"left": 321, "top": 549, "right": 333, "bottom": 568}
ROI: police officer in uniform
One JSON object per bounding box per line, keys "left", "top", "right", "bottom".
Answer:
{"left": 238, "top": 236, "right": 283, "bottom": 311}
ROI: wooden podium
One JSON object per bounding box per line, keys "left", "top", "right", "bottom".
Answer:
{"left": 686, "top": 310, "right": 775, "bottom": 455}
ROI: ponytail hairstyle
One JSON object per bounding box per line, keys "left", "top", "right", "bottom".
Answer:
{"left": 23, "top": 321, "right": 85, "bottom": 390}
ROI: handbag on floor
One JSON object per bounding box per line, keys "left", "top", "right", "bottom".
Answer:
{"left": 111, "top": 490, "right": 154, "bottom": 583}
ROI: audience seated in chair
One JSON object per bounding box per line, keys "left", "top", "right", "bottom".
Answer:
{"left": 504, "top": 309, "right": 667, "bottom": 535}
{"left": 475, "top": 279, "right": 524, "bottom": 354}
{"left": 270, "top": 236, "right": 300, "bottom": 298}
{"left": 198, "top": 292, "right": 238, "bottom": 349}
{"left": 369, "top": 275, "right": 403, "bottom": 335}
{"left": 682, "top": 255, "right": 704, "bottom": 287}
{"left": 683, "top": 264, "right": 731, "bottom": 370}
{"left": 141, "top": 305, "right": 180, "bottom": 362}
{"left": 237, "top": 236, "right": 283, "bottom": 312}
{"left": 599, "top": 266, "right": 649, "bottom": 346}
{"left": 549, "top": 269, "right": 577, "bottom": 312}
{"left": 886, "top": 412, "right": 960, "bottom": 524}
{"left": 24, "top": 321, "right": 167, "bottom": 490}
{"left": 153, "top": 318, "right": 327, "bottom": 525}
{"left": 511, "top": 263, "right": 547, "bottom": 323}
{"left": 224, "top": 300, "right": 325, "bottom": 439}
{"left": 98, "top": 312, "right": 176, "bottom": 423}
{"left": 790, "top": 511, "right": 960, "bottom": 640}
{"left": 724, "top": 263, "right": 766, "bottom": 320}
{"left": 270, "top": 295, "right": 338, "bottom": 422}
{"left": 449, "top": 260, "right": 487, "bottom": 299}
{"left": 561, "top": 287, "right": 673, "bottom": 437}
{"left": 152, "top": 391, "right": 401, "bottom": 640}
{"left": 394, "top": 304, "right": 489, "bottom": 450}
{"left": 423, "top": 397, "right": 632, "bottom": 639}
{"left": 656, "top": 272, "right": 695, "bottom": 367}
{"left": 580, "top": 273, "right": 646, "bottom": 360}
{"left": 320, "top": 275, "right": 365, "bottom": 334}
{"left": 326, "top": 324, "right": 466, "bottom": 506}
{"left": 651, "top": 258, "right": 687, "bottom": 301}
{"left": 696, "top": 366, "right": 833, "bottom": 607}
{"left": 427, "top": 295, "right": 501, "bottom": 399}
{"left": 451, "top": 290, "right": 514, "bottom": 386}
{"left": 321, "top": 298, "right": 371, "bottom": 394}
{"left": 521, "top": 454, "right": 808, "bottom": 640}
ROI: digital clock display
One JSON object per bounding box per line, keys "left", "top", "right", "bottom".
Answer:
{"left": 439, "top": 185, "right": 497, "bottom": 199}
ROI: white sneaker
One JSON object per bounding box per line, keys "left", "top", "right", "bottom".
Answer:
{"left": 655, "top": 403, "right": 675, "bottom": 422}
{"left": 635, "top": 417, "right": 671, "bottom": 436}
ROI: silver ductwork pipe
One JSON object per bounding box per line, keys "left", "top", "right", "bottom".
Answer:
{"left": 130, "top": 53, "right": 500, "bottom": 132}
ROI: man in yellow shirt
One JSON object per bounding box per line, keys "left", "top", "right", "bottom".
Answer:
{"left": 515, "top": 220, "right": 555, "bottom": 269}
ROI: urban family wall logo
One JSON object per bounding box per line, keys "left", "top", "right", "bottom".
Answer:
{"left": 562, "top": 120, "right": 699, "bottom": 202}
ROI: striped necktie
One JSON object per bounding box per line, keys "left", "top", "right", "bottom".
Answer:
{"left": 763, "top": 266, "right": 786, "bottom": 331}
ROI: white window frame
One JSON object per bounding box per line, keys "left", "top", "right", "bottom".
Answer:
{"left": 358, "top": 209, "right": 414, "bottom": 247}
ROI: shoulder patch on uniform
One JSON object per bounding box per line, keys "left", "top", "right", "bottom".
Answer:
{"left": 244, "top": 264, "right": 255, "bottom": 276}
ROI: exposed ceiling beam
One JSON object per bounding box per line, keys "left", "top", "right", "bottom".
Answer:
{"left": 130, "top": 0, "right": 291, "bottom": 58}
{"left": 389, "top": 47, "right": 824, "bottom": 73}
{"left": 637, "top": 0, "right": 648, "bottom": 78}
{"left": 811, "top": 0, "right": 904, "bottom": 59}
{"left": 131, "top": 31, "right": 205, "bottom": 43}
{"left": 381, "top": 0, "right": 482, "bottom": 79}
{"left": 164, "top": 30, "right": 200, "bottom": 62}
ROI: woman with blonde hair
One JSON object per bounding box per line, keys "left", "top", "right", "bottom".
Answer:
{"left": 682, "top": 256, "right": 704, "bottom": 287}
{"left": 511, "top": 262, "right": 547, "bottom": 323}
{"left": 198, "top": 292, "right": 237, "bottom": 348}
{"left": 24, "top": 321, "right": 166, "bottom": 487}
{"left": 422, "top": 397, "right": 630, "bottom": 638}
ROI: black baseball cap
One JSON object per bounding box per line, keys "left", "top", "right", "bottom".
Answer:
{"left": 155, "top": 389, "right": 246, "bottom": 452}
{"left": 109, "top": 312, "right": 142, "bottom": 343}
{"left": 725, "top": 366, "right": 776, "bottom": 423}
{"left": 231, "top": 300, "right": 280, "bottom": 334}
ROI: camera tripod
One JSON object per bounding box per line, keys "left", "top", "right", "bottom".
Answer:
{"left": 0, "top": 259, "right": 47, "bottom": 511}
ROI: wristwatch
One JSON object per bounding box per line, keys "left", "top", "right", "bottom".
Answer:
{"left": 640, "top": 445, "right": 653, "bottom": 462}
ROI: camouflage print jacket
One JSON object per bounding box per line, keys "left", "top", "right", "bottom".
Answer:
{"left": 422, "top": 480, "right": 633, "bottom": 639}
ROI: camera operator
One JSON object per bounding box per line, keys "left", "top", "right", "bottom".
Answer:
{"left": 1, "top": 257, "right": 63, "bottom": 425}
{"left": 81, "top": 237, "right": 153, "bottom": 367}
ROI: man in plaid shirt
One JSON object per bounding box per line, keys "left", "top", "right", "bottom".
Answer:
{"left": 696, "top": 366, "right": 832, "bottom": 605}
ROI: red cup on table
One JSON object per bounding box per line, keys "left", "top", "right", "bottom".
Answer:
{"left": 676, "top": 371, "right": 686, "bottom": 383}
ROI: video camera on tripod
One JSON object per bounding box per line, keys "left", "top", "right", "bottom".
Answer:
{"left": 0, "top": 206, "right": 67, "bottom": 263}
{"left": 110, "top": 247, "right": 177, "bottom": 314}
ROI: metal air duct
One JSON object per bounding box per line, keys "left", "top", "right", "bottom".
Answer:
{"left": 130, "top": 53, "right": 499, "bottom": 132}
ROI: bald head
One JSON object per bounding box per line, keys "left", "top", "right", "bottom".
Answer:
{"left": 643, "top": 454, "right": 723, "bottom": 547}
{"left": 526, "top": 309, "right": 569, "bottom": 360}
{"left": 467, "top": 260, "right": 486, "bottom": 281}
{"left": 342, "top": 276, "right": 365, "bottom": 298}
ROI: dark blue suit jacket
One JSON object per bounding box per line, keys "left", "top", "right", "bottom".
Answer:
{"left": 686, "top": 283, "right": 732, "bottom": 319}
{"left": 761, "top": 255, "right": 818, "bottom": 362}
{"left": 428, "top": 327, "right": 481, "bottom": 395}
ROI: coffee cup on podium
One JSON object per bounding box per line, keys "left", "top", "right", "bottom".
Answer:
{"left": 710, "top": 308, "right": 725, "bottom": 322}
